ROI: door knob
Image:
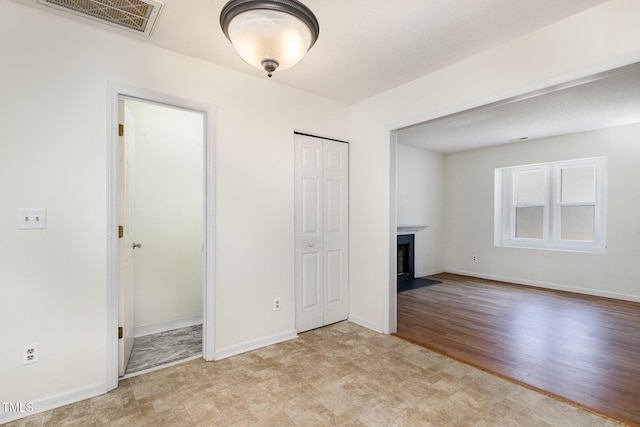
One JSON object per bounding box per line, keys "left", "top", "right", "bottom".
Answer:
{"left": 308, "top": 242, "right": 314, "bottom": 247}
{"left": 132, "top": 242, "right": 142, "bottom": 249}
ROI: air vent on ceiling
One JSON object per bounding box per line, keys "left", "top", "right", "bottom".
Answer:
{"left": 37, "top": 0, "right": 163, "bottom": 36}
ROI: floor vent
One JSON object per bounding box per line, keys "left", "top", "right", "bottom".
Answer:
{"left": 37, "top": 0, "right": 163, "bottom": 36}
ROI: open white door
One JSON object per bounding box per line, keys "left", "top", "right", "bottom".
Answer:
{"left": 294, "top": 134, "right": 348, "bottom": 332}
{"left": 117, "top": 101, "right": 136, "bottom": 376}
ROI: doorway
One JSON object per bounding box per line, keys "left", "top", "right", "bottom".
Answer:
{"left": 118, "top": 98, "right": 204, "bottom": 377}
{"left": 107, "top": 85, "right": 216, "bottom": 390}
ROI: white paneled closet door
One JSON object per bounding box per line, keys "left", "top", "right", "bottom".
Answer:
{"left": 294, "top": 133, "right": 349, "bottom": 333}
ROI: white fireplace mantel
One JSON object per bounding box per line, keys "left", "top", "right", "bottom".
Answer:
{"left": 397, "top": 224, "right": 428, "bottom": 234}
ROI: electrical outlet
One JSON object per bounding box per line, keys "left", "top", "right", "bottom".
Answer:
{"left": 23, "top": 344, "right": 38, "bottom": 365}
{"left": 472, "top": 255, "right": 478, "bottom": 261}
{"left": 18, "top": 209, "right": 46, "bottom": 230}
{"left": 273, "top": 297, "right": 281, "bottom": 311}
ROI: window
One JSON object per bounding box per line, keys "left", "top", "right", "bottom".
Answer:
{"left": 495, "top": 157, "right": 607, "bottom": 253}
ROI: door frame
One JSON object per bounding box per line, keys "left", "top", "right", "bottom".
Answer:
{"left": 106, "top": 83, "right": 216, "bottom": 390}
{"left": 383, "top": 58, "right": 640, "bottom": 335}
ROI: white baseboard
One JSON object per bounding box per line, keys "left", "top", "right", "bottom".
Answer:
{"left": 348, "top": 314, "right": 383, "bottom": 333}
{"left": 445, "top": 268, "right": 640, "bottom": 303}
{"left": 134, "top": 315, "right": 203, "bottom": 337}
{"left": 214, "top": 329, "right": 298, "bottom": 361}
{"left": 0, "top": 382, "right": 106, "bottom": 425}
{"left": 415, "top": 268, "right": 445, "bottom": 278}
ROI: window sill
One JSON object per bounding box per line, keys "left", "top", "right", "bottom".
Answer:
{"left": 495, "top": 242, "right": 607, "bottom": 255}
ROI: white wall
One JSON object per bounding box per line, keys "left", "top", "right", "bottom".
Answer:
{"left": 396, "top": 144, "right": 444, "bottom": 277}
{"left": 444, "top": 123, "right": 640, "bottom": 300}
{"left": 3, "top": 0, "right": 640, "bottom": 419}
{"left": 349, "top": 0, "right": 640, "bottom": 332}
{"left": 0, "top": 1, "right": 349, "bottom": 419}
{"left": 127, "top": 100, "right": 203, "bottom": 330}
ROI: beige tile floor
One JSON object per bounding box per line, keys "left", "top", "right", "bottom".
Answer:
{"left": 6, "top": 322, "right": 622, "bottom": 426}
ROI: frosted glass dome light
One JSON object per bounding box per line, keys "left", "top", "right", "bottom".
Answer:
{"left": 220, "top": 0, "right": 319, "bottom": 77}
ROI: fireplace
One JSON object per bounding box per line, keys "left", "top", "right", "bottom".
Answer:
{"left": 397, "top": 234, "right": 414, "bottom": 283}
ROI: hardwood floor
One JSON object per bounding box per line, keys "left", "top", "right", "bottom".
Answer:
{"left": 395, "top": 273, "right": 640, "bottom": 427}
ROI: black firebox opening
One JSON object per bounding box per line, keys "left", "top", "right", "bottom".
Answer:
{"left": 397, "top": 234, "right": 414, "bottom": 283}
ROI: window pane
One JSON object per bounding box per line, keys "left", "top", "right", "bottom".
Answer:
{"left": 561, "top": 166, "right": 595, "bottom": 203}
{"left": 516, "top": 170, "right": 545, "bottom": 204}
{"left": 515, "top": 206, "right": 544, "bottom": 239}
{"left": 561, "top": 205, "right": 595, "bottom": 241}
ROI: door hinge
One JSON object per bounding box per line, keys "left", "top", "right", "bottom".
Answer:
{"left": 118, "top": 124, "right": 124, "bottom": 137}
{"left": 118, "top": 225, "right": 124, "bottom": 238}
{"left": 118, "top": 326, "right": 123, "bottom": 339}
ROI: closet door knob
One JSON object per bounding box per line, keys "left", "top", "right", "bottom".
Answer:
{"left": 308, "top": 242, "right": 314, "bottom": 247}
{"left": 132, "top": 242, "right": 142, "bottom": 249}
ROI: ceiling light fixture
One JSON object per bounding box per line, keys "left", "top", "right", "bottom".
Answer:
{"left": 220, "top": 0, "right": 319, "bottom": 77}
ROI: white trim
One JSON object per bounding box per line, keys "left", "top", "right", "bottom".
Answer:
{"left": 444, "top": 268, "right": 640, "bottom": 304}
{"left": 384, "top": 129, "right": 397, "bottom": 335}
{"left": 214, "top": 330, "right": 298, "bottom": 361}
{"left": 415, "top": 268, "right": 445, "bottom": 278}
{"left": 106, "top": 82, "right": 216, "bottom": 390}
{"left": 105, "top": 84, "right": 120, "bottom": 392}
{"left": 134, "top": 316, "right": 203, "bottom": 338}
{"left": 0, "top": 382, "right": 106, "bottom": 424}
{"left": 348, "top": 314, "right": 384, "bottom": 333}
{"left": 203, "top": 97, "right": 217, "bottom": 363}
{"left": 397, "top": 224, "right": 428, "bottom": 234}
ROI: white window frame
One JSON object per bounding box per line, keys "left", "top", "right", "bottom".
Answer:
{"left": 495, "top": 157, "right": 607, "bottom": 254}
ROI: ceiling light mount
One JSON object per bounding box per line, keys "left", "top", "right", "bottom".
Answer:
{"left": 220, "top": 0, "right": 319, "bottom": 77}
{"left": 261, "top": 59, "right": 279, "bottom": 77}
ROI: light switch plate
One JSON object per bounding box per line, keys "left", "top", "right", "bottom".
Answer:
{"left": 18, "top": 208, "right": 46, "bottom": 230}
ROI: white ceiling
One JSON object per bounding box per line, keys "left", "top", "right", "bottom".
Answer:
{"left": 15, "top": 0, "right": 607, "bottom": 104}
{"left": 396, "top": 64, "right": 640, "bottom": 153}
{"left": 14, "top": 0, "right": 640, "bottom": 153}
